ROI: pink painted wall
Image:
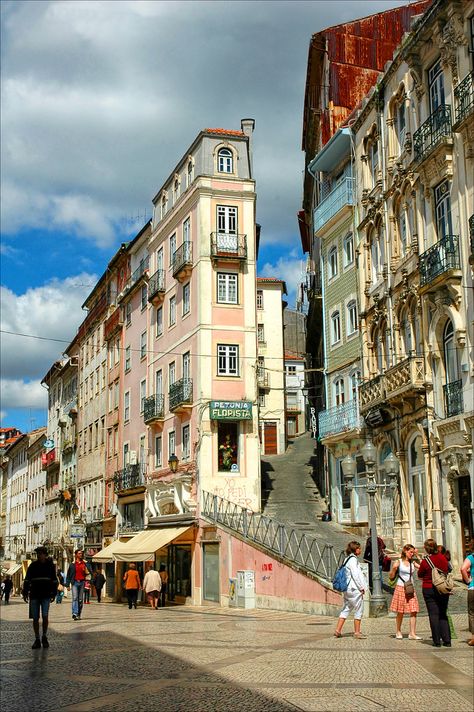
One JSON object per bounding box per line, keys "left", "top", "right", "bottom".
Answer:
{"left": 217, "top": 528, "right": 341, "bottom": 606}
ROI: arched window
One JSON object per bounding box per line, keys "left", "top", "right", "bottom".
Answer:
{"left": 328, "top": 246, "right": 338, "bottom": 279}
{"left": 186, "top": 159, "right": 194, "bottom": 188}
{"left": 350, "top": 371, "right": 360, "bottom": 400}
{"left": 173, "top": 177, "right": 180, "bottom": 204}
{"left": 331, "top": 311, "right": 341, "bottom": 345}
{"left": 369, "top": 138, "right": 379, "bottom": 188}
{"left": 218, "top": 148, "right": 233, "bottom": 173}
{"left": 347, "top": 300, "right": 358, "bottom": 335}
{"left": 334, "top": 378, "right": 345, "bottom": 405}
{"left": 400, "top": 310, "right": 413, "bottom": 357}
{"left": 161, "top": 193, "right": 168, "bottom": 219}
{"left": 369, "top": 228, "right": 379, "bottom": 284}
{"left": 443, "top": 320, "right": 458, "bottom": 384}
{"left": 396, "top": 200, "right": 407, "bottom": 257}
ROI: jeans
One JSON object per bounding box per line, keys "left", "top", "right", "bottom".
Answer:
{"left": 423, "top": 587, "right": 450, "bottom": 644}
{"left": 158, "top": 583, "right": 167, "bottom": 608}
{"left": 126, "top": 589, "right": 138, "bottom": 609}
{"left": 96, "top": 587, "right": 103, "bottom": 603}
{"left": 71, "top": 580, "right": 85, "bottom": 617}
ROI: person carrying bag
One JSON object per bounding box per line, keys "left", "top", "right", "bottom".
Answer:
{"left": 389, "top": 545, "right": 421, "bottom": 639}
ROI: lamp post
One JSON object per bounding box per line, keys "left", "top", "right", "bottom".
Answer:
{"left": 341, "top": 435, "right": 399, "bottom": 617}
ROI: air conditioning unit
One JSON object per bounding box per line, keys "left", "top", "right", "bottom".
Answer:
{"left": 129, "top": 451, "right": 137, "bottom": 465}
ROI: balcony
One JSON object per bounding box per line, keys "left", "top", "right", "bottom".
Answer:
{"left": 210, "top": 232, "right": 247, "bottom": 261}
{"left": 359, "top": 375, "right": 385, "bottom": 412}
{"left": 413, "top": 105, "right": 452, "bottom": 165}
{"left": 443, "top": 379, "right": 463, "bottom": 418}
{"left": 147, "top": 269, "right": 165, "bottom": 304}
{"left": 419, "top": 234, "right": 460, "bottom": 290}
{"left": 104, "top": 308, "right": 123, "bottom": 341}
{"left": 172, "top": 242, "right": 193, "bottom": 282}
{"left": 384, "top": 356, "right": 425, "bottom": 401}
{"left": 114, "top": 464, "right": 145, "bottom": 493}
{"left": 257, "top": 369, "right": 270, "bottom": 388}
{"left": 169, "top": 378, "right": 193, "bottom": 411}
{"left": 313, "top": 177, "right": 354, "bottom": 233}
{"left": 121, "top": 257, "right": 149, "bottom": 298}
{"left": 318, "top": 400, "right": 363, "bottom": 440}
{"left": 41, "top": 448, "right": 59, "bottom": 471}
{"left": 454, "top": 71, "right": 474, "bottom": 128}
{"left": 143, "top": 394, "right": 165, "bottom": 424}
{"left": 286, "top": 403, "right": 301, "bottom": 414}
{"left": 45, "top": 484, "right": 60, "bottom": 502}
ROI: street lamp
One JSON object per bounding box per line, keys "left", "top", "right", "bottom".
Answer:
{"left": 168, "top": 453, "right": 179, "bottom": 473}
{"left": 341, "top": 435, "right": 399, "bottom": 617}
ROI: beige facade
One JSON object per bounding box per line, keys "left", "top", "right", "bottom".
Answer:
{"left": 352, "top": 0, "right": 473, "bottom": 562}
{"left": 256, "top": 279, "right": 286, "bottom": 455}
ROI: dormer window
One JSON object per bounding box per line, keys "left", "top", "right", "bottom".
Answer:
{"left": 161, "top": 193, "right": 168, "bottom": 220}
{"left": 186, "top": 159, "right": 194, "bottom": 188}
{"left": 173, "top": 177, "right": 180, "bottom": 204}
{"left": 218, "top": 147, "right": 233, "bottom": 173}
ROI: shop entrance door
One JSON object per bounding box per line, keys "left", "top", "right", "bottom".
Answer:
{"left": 203, "top": 543, "right": 220, "bottom": 602}
{"left": 168, "top": 544, "right": 192, "bottom": 602}
{"left": 458, "top": 476, "right": 473, "bottom": 556}
{"left": 264, "top": 422, "right": 278, "bottom": 454}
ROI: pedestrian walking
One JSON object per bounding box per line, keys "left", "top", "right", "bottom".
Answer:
{"left": 418, "top": 538, "right": 452, "bottom": 647}
{"left": 143, "top": 567, "right": 162, "bottom": 609}
{"left": 363, "top": 530, "right": 386, "bottom": 593}
{"left": 56, "top": 571, "right": 65, "bottom": 604}
{"left": 65, "top": 549, "right": 92, "bottom": 621}
{"left": 123, "top": 563, "right": 141, "bottom": 609}
{"left": 93, "top": 568, "right": 106, "bottom": 603}
{"left": 334, "top": 541, "right": 367, "bottom": 639}
{"left": 84, "top": 578, "right": 91, "bottom": 604}
{"left": 22, "top": 546, "right": 58, "bottom": 649}
{"left": 158, "top": 564, "right": 168, "bottom": 608}
{"left": 3, "top": 575, "right": 13, "bottom": 604}
{"left": 389, "top": 544, "right": 421, "bottom": 639}
{"left": 460, "top": 537, "right": 474, "bottom": 647}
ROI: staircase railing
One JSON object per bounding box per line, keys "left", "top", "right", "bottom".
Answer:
{"left": 201, "top": 491, "right": 342, "bottom": 582}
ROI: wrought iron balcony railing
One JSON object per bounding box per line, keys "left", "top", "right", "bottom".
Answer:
{"left": 313, "top": 177, "right": 355, "bottom": 233}
{"left": 143, "top": 394, "right": 165, "bottom": 423}
{"left": 443, "top": 379, "right": 463, "bottom": 418}
{"left": 114, "top": 463, "right": 146, "bottom": 493}
{"left": 172, "top": 242, "right": 193, "bottom": 278}
{"left": 42, "top": 449, "right": 59, "bottom": 470}
{"left": 210, "top": 232, "right": 247, "bottom": 260}
{"left": 318, "top": 399, "right": 363, "bottom": 439}
{"left": 147, "top": 269, "right": 165, "bottom": 302}
{"left": 419, "top": 234, "right": 460, "bottom": 287}
{"left": 454, "top": 71, "right": 474, "bottom": 125}
{"left": 413, "top": 104, "right": 452, "bottom": 163}
{"left": 169, "top": 378, "right": 193, "bottom": 411}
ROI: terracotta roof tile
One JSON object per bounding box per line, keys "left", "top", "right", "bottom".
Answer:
{"left": 204, "top": 128, "right": 245, "bottom": 136}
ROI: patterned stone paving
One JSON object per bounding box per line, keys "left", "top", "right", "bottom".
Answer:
{"left": 1, "top": 599, "right": 472, "bottom": 711}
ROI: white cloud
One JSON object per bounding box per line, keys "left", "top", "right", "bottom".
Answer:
{"left": 0, "top": 379, "right": 47, "bottom": 411}
{"left": 0, "top": 274, "right": 97, "bottom": 388}
{"left": 1, "top": 0, "right": 407, "bottom": 248}
{"left": 260, "top": 251, "right": 305, "bottom": 307}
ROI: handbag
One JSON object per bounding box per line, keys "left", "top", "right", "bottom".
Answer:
{"left": 382, "top": 555, "right": 392, "bottom": 572}
{"left": 398, "top": 561, "right": 415, "bottom": 598}
{"left": 425, "top": 556, "right": 454, "bottom": 594}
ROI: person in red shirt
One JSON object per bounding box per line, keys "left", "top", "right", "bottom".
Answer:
{"left": 65, "top": 550, "right": 92, "bottom": 621}
{"left": 418, "top": 538, "right": 451, "bottom": 647}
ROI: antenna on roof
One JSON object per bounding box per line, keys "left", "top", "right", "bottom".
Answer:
{"left": 119, "top": 208, "right": 149, "bottom": 231}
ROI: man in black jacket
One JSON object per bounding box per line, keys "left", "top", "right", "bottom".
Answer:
{"left": 23, "top": 546, "right": 58, "bottom": 649}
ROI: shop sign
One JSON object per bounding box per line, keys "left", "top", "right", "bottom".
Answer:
{"left": 209, "top": 400, "right": 252, "bottom": 420}
{"left": 70, "top": 524, "right": 85, "bottom": 538}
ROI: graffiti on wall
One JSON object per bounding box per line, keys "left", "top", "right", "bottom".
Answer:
{"left": 212, "top": 478, "right": 254, "bottom": 509}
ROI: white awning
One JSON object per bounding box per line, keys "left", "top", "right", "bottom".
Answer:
{"left": 92, "top": 539, "right": 128, "bottom": 563}
{"left": 4, "top": 562, "right": 22, "bottom": 577}
{"left": 113, "top": 526, "right": 191, "bottom": 562}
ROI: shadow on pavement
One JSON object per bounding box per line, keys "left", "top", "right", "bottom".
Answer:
{"left": 0, "top": 608, "right": 296, "bottom": 712}
{"left": 260, "top": 459, "right": 275, "bottom": 509}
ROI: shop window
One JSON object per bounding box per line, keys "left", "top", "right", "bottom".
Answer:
{"left": 218, "top": 422, "right": 239, "bottom": 472}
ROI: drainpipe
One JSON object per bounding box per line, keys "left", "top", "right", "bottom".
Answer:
{"left": 241, "top": 119, "right": 255, "bottom": 179}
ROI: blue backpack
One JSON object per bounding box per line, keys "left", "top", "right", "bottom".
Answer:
{"left": 332, "top": 555, "right": 354, "bottom": 592}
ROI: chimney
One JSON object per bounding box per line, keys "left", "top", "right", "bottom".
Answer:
{"left": 241, "top": 118, "right": 255, "bottom": 178}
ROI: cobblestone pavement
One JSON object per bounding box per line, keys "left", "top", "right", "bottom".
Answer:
{"left": 1, "top": 598, "right": 472, "bottom": 712}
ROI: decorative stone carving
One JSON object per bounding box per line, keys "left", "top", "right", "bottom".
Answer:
{"left": 438, "top": 16, "right": 467, "bottom": 85}
{"left": 145, "top": 473, "right": 195, "bottom": 519}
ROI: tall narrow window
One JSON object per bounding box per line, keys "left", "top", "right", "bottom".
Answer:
{"left": 256, "top": 289, "right": 263, "bottom": 309}
{"left": 217, "top": 206, "right": 237, "bottom": 235}
{"left": 169, "top": 234, "right": 176, "bottom": 265}
{"left": 217, "top": 273, "right": 238, "bottom": 304}
{"left": 331, "top": 311, "right": 341, "bottom": 345}
{"left": 370, "top": 139, "right": 379, "bottom": 187}
{"left": 168, "top": 430, "right": 176, "bottom": 460}
{"left": 334, "top": 378, "right": 345, "bottom": 406}
{"left": 328, "top": 247, "right": 338, "bottom": 279}
{"left": 156, "top": 306, "right": 163, "bottom": 337}
{"left": 434, "top": 180, "right": 452, "bottom": 239}
{"left": 140, "top": 379, "right": 146, "bottom": 413}
{"left": 397, "top": 102, "right": 406, "bottom": 149}
{"left": 124, "top": 391, "right": 130, "bottom": 422}
{"left": 347, "top": 300, "right": 358, "bottom": 335}
{"left": 155, "top": 369, "right": 163, "bottom": 395}
{"left": 168, "top": 361, "right": 176, "bottom": 387}
{"left": 187, "top": 159, "right": 193, "bottom": 188}
{"left": 343, "top": 233, "right": 354, "bottom": 267}
{"left": 182, "top": 352, "right": 190, "bottom": 381}
{"left": 218, "top": 147, "right": 233, "bottom": 173}
{"left": 182, "top": 424, "right": 190, "bottom": 460}
{"left": 169, "top": 295, "right": 176, "bottom": 326}
{"left": 183, "top": 283, "right": 190, "bottom": 315}
{"left": 155, "top": 435, "right": 162, "bottom": 468}
{"left": 429, "top": 58, "right": 445, "bottom": 113}
{"left": 140, "top": 331, "right": 147, "bottom": 359}
{"left": 257, "top": 324, "right": 265, "bottom": 344}
{"left": 141, "top": 284, "right": 147, "bottom": 310}
{"left": 125, "top": 346, "right": 131, "bottom": 372}
{"left": 217, "top": 344, "right": 239, "bottom": 376}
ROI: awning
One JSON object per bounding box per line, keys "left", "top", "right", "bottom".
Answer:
{"left": 114, "top": 526, "right": 191, "bottom": 562}
{"left": 92, "top": 539, "right": 128, "bottom": 563}
{"left": 308, "top": 127, "right": 351, "bottom": 175}
{"left": 5, "top": 563, "right": 22, "bottom": 577}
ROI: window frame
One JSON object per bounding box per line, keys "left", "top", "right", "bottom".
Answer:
{"left": 125, "top": 345, "right": 131, "bottom": 372}
{"left": 140, "top": 331, "right": 147, "bottom": 359}
{"left": 331, "top": 311, "right": 341, "bottom": 345}
{"left": 346, "top": 300, "right": 358, "bottom": 336}
{"left": 343, "top": 233, "right": 354, "bottom": 268}
{"left": 140, "top": 379, "right": 146, "bottom": 414}
{"left": 328, "top": 246, "right": 338, "bottom": 280}
{"left": 155, "top": 435, "right": 162, "bottom": 468}
{"left": 182, "top": 282, "right": 190, "bottom": 315}
{"left": 218, "top": 147, "right": 233, "bottom": 173}
{"left": 217, "top": 272, "right": 238, "bottom": 304}
{"left": 169, "top": 295, "right": 176, "bottom": 326}
{"left": 182, "top": 424, "right": 190, "bottom": 461}
{"left": 156, "top": 306, "right": 163, "bottom": 337}
{"left": 217, "top": 344, "right": 239, "bottom": 377}
{"left": 124, "top": 390, "right": 130, "bottom": 423}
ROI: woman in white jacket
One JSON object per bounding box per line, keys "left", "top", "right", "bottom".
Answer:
{"left": 334, "top": 541, "right": 368, "bottom": 639}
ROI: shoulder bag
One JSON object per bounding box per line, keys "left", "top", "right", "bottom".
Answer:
{"left": 425, "top": 556, "right": 454, "bottom": 594}
{"left": 397, "top": 561, "right": 414, "bottom": 598}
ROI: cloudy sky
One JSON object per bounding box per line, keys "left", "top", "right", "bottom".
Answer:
{"left": 1, "top": 0, "right": 408, "bottom": 432}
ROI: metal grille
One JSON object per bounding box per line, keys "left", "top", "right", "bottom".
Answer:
{"left": 169, "top": 378, "right": 193, "bottom": 411}
{"left": 413, "top": 104, "right": 452, "bottom": 163}
{"left": 443, "top": 379, "right": 463, "bottom": 418}
{"left": 419, "top": 234, "right": 460, "bottom": 286}
{"left": 201, "top": 491, "right": 342, "bottom": 582}
{"left": 454, "top": 71, "right": 474, "bottom": 124}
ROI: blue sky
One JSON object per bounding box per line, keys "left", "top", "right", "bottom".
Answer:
{"left": 0, "top": 0, "right": 408, "bottom": 434}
